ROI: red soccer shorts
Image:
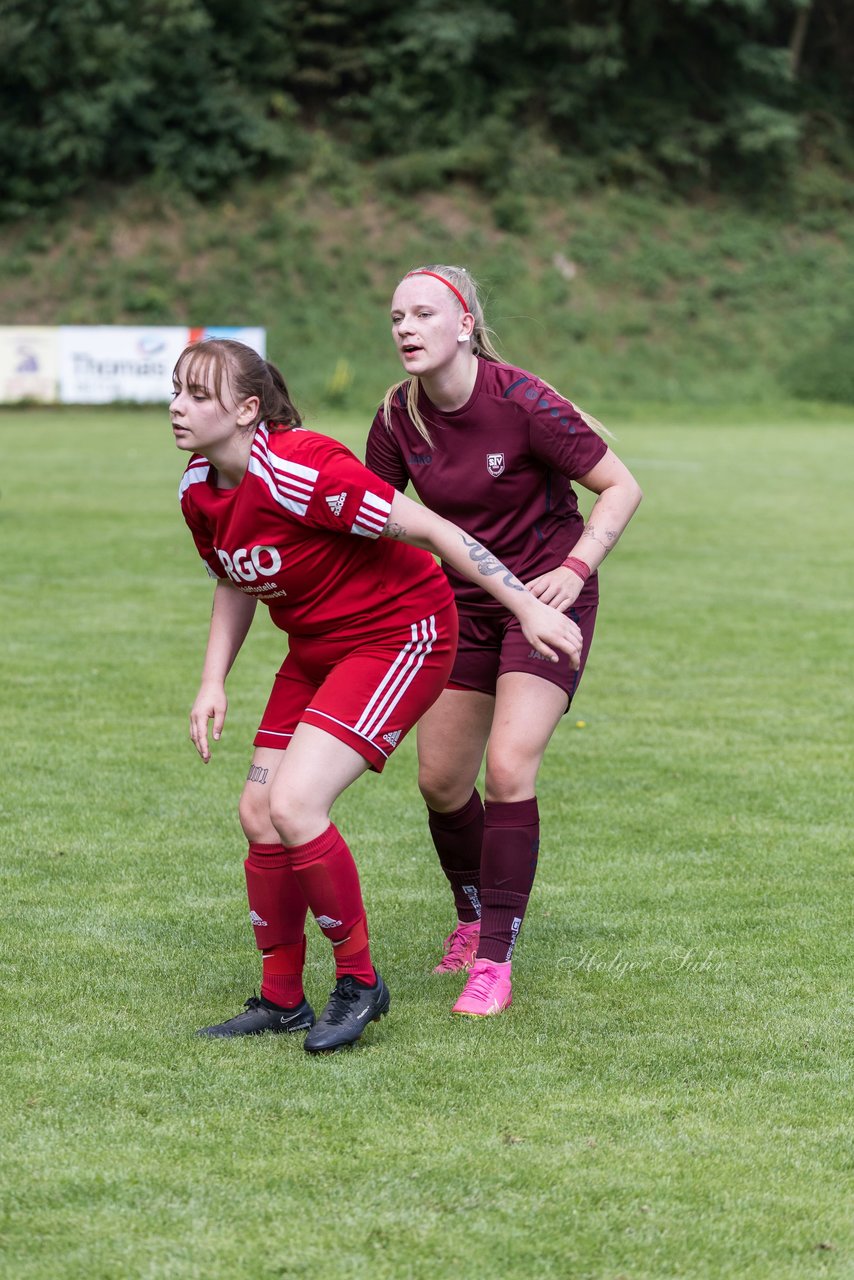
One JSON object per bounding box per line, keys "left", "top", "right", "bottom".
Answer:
{"left": 448, "top": 582, "right": 598, "bottom": 707}
{"left": 254, "top": 600, "right": 458, "bottom": 771}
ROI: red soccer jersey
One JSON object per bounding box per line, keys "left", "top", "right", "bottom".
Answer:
{"left": 179, "top": 424, "right": 453, "bottom": 639}
{"left": 365, "top": 359, "right": 608, "bottom": 613}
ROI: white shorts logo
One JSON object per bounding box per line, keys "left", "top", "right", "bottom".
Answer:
{"left": 249, "top": 909, "right": 268, "bottom": 927}
{"left": 382, "top": 730, "right": 401, "bottom": 748}
{"left": 487, "top": 453, "right": 505, "bottom": 478}
{"left": 315, "top": 914, "right": 343, "bottom": 930}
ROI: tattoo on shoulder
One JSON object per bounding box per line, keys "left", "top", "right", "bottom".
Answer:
{"left": 461, "top": 535, "right": 523, "bottom": 591}
{"left": 383, "top": 520, "right": 406, "bottom": 540}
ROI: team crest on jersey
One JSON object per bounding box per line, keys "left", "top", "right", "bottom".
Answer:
{"left": 486, "top": 452, "right": 505, "bottom": 478}
{"left": 326, "top": 492, "right": 347, "bottom": 516}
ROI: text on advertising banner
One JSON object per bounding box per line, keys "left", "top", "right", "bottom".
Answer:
{"left": 56, "top": 326, "right": 268, "bottom": 404}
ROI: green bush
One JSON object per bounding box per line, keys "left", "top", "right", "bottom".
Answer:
{"left": 376, "top": 149, "right": 457, "bottom": 195}
{"left": 491, "top": 192, "right": 532, "bottom": 234}
{"left": 781, "top": 321, "right": 854, "bottom": 404}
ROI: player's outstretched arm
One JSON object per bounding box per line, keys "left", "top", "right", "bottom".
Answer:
{"left": 383, "top": 491, "right": 583, "bottom": 668}
{"left": 190, "top": 580, "right": 258, "bottom": 763}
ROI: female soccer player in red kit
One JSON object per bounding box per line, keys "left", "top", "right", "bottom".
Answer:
{"left": 366, "top": 265, "right": 642, "bottom": 1017}
{"left": 173, "top": 338, "right": 583, "bottom": 1052}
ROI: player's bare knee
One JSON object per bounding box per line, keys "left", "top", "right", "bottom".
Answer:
{"left": 238, "top": 787, "right": 271, "bottom": 843}
{"left": 485, "top": 756, "right": 538, "bottom": 803}
{"left": 418, "top": 769, "right": 468, "bottom": 813}
{"left": 269, "top": 791, "right": 327, "bottom": 848}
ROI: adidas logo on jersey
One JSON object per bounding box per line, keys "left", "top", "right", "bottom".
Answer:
{"left": 326, "top": 492, "right": 347, "bottom": 516}
{"left": 249, "top": 909, "right": 268, "bottom": 927}
{"left": 382, "top": 730, "right": 402, "bottom": 748}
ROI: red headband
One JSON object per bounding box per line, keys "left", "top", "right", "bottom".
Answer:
{"left": 406, "top": 270, "right": 470, "bottom": 313}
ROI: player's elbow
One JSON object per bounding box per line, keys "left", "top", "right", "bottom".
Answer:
{"left": 627, "top": 478, "right": 643, "bottom": 512}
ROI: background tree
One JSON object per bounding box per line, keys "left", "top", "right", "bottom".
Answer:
{"left": 0, "top": 0, "right": 851, "bottom": 217}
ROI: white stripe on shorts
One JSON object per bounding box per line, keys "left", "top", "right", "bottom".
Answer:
{"left": 307, "top": 709, "right": 391, "bottom": 760}
{"left": 355, "top": 615, "right": 437, "bottom": 741}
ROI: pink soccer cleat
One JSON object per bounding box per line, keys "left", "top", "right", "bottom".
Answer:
{"left": 433, "top": 920, "right": 480, "bottom": 974}
{"left": 452, "top": 959, "right": 512, "bottom": 1017}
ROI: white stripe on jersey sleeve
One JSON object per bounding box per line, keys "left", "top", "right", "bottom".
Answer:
{"left": 178, "top": 463, "right": 210, "bottom": 501}
{"left": 265, "top": 453, "right": 319, "bottom": 487}
{"left": 351, "top": 489, "right": 392, "bottom": 538}
{"left": 250, "top": 432, "right": 318, "bottom": 517}
{"left": 248, "top": 456, "right": 312, "bottom": 516}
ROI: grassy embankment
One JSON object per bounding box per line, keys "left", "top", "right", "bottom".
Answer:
{"left": 0, "top": 166, "right": 851, "bottom": 418}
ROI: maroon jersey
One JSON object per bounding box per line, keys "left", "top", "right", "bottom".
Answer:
{"left": 366, "top": 359, "right": 608, "bottom": 614}
{"left": 179, "top": 424, "right": 453, "bottom": 639}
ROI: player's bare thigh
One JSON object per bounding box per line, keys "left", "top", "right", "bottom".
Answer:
{"left": 416, "top": 687, "right": 495, "bottom": 812}
{"left": 267, "top": 722, "right": 371, "bottom": 847}
{"left": 484, "top": 671, "right": 569, "bottom": 802}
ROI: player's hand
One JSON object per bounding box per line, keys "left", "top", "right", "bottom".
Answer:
{"left": 189, "top": 682, "right": 228, "bottom": 763}
{"left": 518, "top": 596, "right": 583, "bottom": 669}
{"left": 525, "top": 566, "right": 585, "bottom": 612}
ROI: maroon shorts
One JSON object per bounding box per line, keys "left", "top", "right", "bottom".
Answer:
{"left": 254, "top": 600, "right": 458, "bottom": 772}
{"left": 449, "top": 585, "right": 598, "bottom": 707}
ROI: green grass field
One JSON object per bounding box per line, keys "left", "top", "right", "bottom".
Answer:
{"left": 1, "top": 405, "right": 852, "bottom": 1280}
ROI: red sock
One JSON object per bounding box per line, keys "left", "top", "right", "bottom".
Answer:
{"left": 261, "top": 938, "right": 307, "bottom": 1008}
{"left": 244, "top": 842, "right": 310, "bottom": 1008}
{"left": 478, "top": 798, "right": 540, "bottom": 963}
{"left": 427, "top": 792, "right": 484, "bottom": 922}
{"left": 286, "top": 824, "right": 375, "bottom": 985}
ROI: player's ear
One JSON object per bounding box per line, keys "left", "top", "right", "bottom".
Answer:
{"left": 236, "top": 395, "right": 260, "bottom": 427}
{"left": 458, "top": 312, "right": 475, "bottom": 343}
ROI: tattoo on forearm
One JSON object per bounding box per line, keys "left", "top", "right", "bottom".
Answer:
{"left": 247, "top": 765, "right": 269, "bottom": 785}
{"left": 383, "top": 520, "right": 406, "bottom": 540}
{"left": 583, "top": 505, "right": 619, "bottom": 555}
{"left": 461, "top": 536, "right": 523, "bottom": 591}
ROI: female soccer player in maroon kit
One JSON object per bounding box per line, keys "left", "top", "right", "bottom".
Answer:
{"left": 172, "top": 338, "right": 583, "bottom": 1052}
{"left": 366, "top": 265, "right": 643, "bottom": 1018}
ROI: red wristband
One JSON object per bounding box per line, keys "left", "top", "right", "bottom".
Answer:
{"left": 561, "top": 555, "right": 591, "bottom": 582}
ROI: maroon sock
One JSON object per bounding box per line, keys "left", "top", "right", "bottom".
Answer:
{"left": 477, "top": 798, "right": 540, "bottom": 963}
{"left": 286, "top": 824, "right": 375, "bottom": 985}
{"left": 427, "top": 791, "right": 484, "bottom": 922}
{"left": 244, "top": 842, "right": 310, "bottom": 1007}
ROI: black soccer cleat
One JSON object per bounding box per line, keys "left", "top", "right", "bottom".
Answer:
{"left": 303, "top": 972, "right": 390, "bottom": 1054}
{"left": 196, "top": 994, "right": 315, "bottom": 1038}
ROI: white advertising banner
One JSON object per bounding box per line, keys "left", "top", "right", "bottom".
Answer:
{"left": 59, "top": 326, "right": 191, "bottom": 404}
{"left": 55, "top": 325, "right": 267, "bottom": 404}
{"left": 0, "top": 326, "right": 59, "bottom": 402}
